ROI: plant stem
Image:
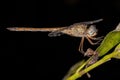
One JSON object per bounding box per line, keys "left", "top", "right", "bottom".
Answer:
{"left": 66, "top": 49, "right": 120, "bottom": 80}
{"left": 78, "top": 50, "right": 120, "bottom": 79}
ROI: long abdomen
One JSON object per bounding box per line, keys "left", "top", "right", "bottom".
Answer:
{"left": 7, "top": 27, "right": 66, "bottom": 32}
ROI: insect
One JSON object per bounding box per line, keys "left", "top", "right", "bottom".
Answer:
{"left": 7, "top": 19, "right": 103, "bottom": 54}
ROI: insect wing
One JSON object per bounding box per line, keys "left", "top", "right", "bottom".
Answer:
{"left": 48, "top": 27, "right": 68, "bottom": 37}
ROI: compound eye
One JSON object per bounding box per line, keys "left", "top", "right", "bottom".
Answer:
{"left": 88, "top": 25, "right": 98, "bottom": 37}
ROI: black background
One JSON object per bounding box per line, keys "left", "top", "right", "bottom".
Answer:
{"left": 1, "top": 0, "right": 120, "bottom": 80}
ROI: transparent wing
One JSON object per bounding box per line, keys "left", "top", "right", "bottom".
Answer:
{"left": 48, "top": 31, "right": 63, "bottom": 37}
{"left": 48, "top": 27, "right": 69, "bottom": 37}
{"left": 62, "top": 19, "right": 103, "bottom": 31}
{"left": 74, "top": 19, "right": 103, "bottom": 25}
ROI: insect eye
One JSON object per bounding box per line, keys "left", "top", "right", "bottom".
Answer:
{"left": 87, "top": 25, "right": 98, "bottom": 36}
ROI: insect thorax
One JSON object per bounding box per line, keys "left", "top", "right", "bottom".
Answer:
{"left": 62, "top": 24, "right": 87, "bottom": 37}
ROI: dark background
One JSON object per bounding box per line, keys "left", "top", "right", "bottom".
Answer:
{"left": 1, "top": 0, "right": 120, "bottom": 80}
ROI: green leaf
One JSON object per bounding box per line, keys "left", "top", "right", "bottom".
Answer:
{"left": 96, "top": 23, "right": 120, "bottom": 57}
{"left": 113, "top": 42, "right": 120, "bottom": 59}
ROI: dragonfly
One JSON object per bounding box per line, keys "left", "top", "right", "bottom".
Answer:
{"left": 7, "top": 19, "right": 103, "bottom": 54}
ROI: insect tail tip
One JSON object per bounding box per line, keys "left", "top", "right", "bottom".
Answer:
{"left": 6, "top": 27, "right": 16, "bottom": 31}
{"left": 6, "top": 27, "right": 12, "bottom": 30}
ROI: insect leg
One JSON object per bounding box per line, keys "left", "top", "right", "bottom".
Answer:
{"left": 90, "top": 36, "right": 104, "bottom": 40}
{"left": 86, "top": 37, "right": 100, "bottom": 45}
{"left": 78, "top": 37, "right": 85, "bottom": 54}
